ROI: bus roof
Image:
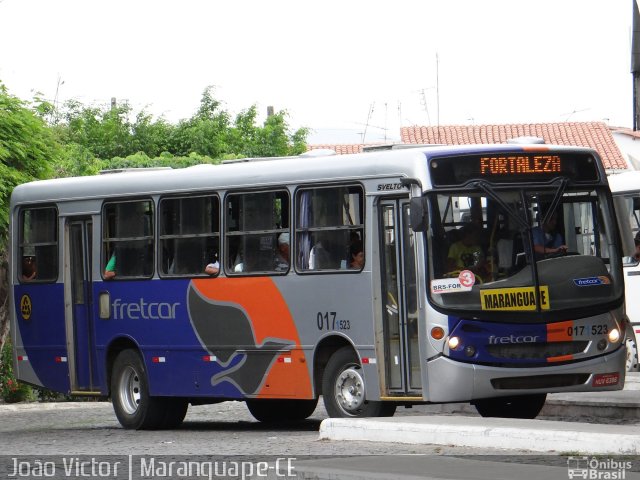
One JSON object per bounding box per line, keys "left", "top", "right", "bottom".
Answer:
{"left": 607, "top": 170, "right": 640, "bottom": 193}
{"left": 10, "top": 143, "right": 601, "bottom": 206}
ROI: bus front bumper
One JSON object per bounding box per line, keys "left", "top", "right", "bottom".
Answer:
{"left": 423, "top": 345, "right": 626, "bottom": 403}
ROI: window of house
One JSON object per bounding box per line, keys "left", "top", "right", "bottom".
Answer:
{"left": 225, "top": 190, "right": 289, "bottom": 274}
{"left": 296, "top": 185, "right": 364, "bottom": 272}
{"left": 102, "top": 200, "right": 154, "bottom": 279}
{"left": 19, "top": 206, "right": 58, "bottom": 282}
{"left": 159, "top": 195, "right": 220, "bottom": 277}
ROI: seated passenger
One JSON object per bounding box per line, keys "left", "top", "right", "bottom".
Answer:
{"left": 349, "top": 241, "right": 364, "bottom": 270}
{"left": 274, "top": 233, "right": 290, "bottom": 272}
{"left": 447, "top": 224, "right": 487, "bottom": 276}
{"left": 104, "top": 253, "right": 116, "bottom": 280}
{"left": 21, "top": 255, "right": 37, "bottom": 281}
{"left": 205, "top": 259, "right": 220, "bottom": 275}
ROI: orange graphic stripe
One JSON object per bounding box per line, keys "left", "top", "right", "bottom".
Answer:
{"left": 192, "top": 278, "right": 313, "bottom": 398}
{"left": 547, "top": 320, "right": 573, "bottom": 342}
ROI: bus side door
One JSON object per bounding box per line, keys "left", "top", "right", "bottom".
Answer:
{"left": 65, "top": 219, "right": 99, "bottom": 393}
{"left": 379, "top": 199, "right": 422, "bottom": 395}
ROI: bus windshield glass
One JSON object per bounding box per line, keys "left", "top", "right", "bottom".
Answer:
{"left": 427, "top": 185, "right": 623, "bottom": 317}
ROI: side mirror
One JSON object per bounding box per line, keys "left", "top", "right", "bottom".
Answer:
{"left": 409, "top": 197, "right": 429, "bottom": 232}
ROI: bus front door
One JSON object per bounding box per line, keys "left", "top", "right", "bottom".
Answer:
{"left": 65, "top": 219, "right": 99, "bottom": 393}
{"left": 380, "top": 200, "right": 422, "bottom": 396}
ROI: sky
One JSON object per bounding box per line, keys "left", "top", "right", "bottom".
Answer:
{"left": 0, "top": 0, "right": 634, "bottom": 145}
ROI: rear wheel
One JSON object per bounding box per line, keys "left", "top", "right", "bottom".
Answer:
{"left": 161, "top": 398, "right": 189, "bottom": 428}
{"left": 473, "top": 393, "right": 547, "bottom": 419}
{"left": 246, "top": 398, "right": 318, "bottom": 422}
{"left": 322, "top": 347, "right": 396, "bottom": 418}
{"left": 111, "top": 349, "right": 173, "bottom": 430}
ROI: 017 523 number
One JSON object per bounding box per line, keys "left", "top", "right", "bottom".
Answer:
{"left": 316, "top": 312, "right": 350, "bottom": 331}
{"left": 567, "top": 324, "right": 609, "bottom": 336}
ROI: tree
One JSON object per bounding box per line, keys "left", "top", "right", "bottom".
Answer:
{"left": 0, "top": 83, "right": 59, "bottom": 241}
{"left": 55, "top": 86, "right": 310, "bottom": 166}
{"left": 0, "top": 82, "right": 60, "bottom": 359}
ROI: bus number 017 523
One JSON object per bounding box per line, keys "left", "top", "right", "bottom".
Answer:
{"left": 566, "top": 324, "right": 608, "bottom": 336}
{"left": 316, "top": 312, "right": 350, "bottom": 331}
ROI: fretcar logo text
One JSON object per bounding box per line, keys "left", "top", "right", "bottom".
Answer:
{"left": 112, "top": 298, "right": 180, "bottom": 320}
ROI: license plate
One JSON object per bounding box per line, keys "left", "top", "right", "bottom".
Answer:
{"left": 592, "top": 373, "right": 619, "bottom": 387}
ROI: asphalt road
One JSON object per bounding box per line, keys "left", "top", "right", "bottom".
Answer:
{"left": 1, "top": 399, "right": 640, "bottom": 479}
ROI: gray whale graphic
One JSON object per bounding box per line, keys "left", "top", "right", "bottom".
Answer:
{"left": 187, "top": 284, "right": 294, "bottom": 394}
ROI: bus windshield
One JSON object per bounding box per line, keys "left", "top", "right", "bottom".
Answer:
{"left": 427, "top": 185, "right": 623, "bottom": 317}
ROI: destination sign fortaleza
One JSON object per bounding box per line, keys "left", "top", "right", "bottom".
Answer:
{"left": 480, "top": 286, "right": 550, "bottom": 311}
{"left": 479, "top": 155, "right": 561, "bottom": 176}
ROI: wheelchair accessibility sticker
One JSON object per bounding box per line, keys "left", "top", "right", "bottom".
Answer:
{"left": 20, "top": 294, "right": 32, "bottom": 320}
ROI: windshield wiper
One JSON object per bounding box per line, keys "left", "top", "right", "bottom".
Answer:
{"left": 471, "top": 180, "right": 529, "bottom": 230}
{"left": 541, "top": 178, "right": 568, "bottom": 226}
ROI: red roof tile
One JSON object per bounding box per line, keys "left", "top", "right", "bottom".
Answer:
{"left": 307, "top": 144, "right": 365, "bottom": 155}
{"left": 400, "top": 122, "right": 627, "bottom": 170}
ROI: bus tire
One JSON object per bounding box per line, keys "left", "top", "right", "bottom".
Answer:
{"left": 322, "top": 346, "right": 396, "bottom": 418}
{"left": 160, "top": 399, "right": 189, "bottom": 429}
{"left": 111, "top": 349, "right": 166, "bottom": 430}
{"left": 626, "top": 337, "right": 639, "bottom": 372}
{"left": 473, "top": 393, "right": 547, "bottom": 419}
{"left": 246, "top": 398, "right": 318, "bottom": 422}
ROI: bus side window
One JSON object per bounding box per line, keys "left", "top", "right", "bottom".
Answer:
{"left": 159, "top": 195, "right": 220, "bottom": 277}
{"left": 102, "top": 200, "right": 154, "bottom": 280}
{"left": 20, "top": 207, "right": 58, "bottom": 282}
{"left": 296, "top": 185, "right": 364, "bottom": 272}
{"left": 225, "top": 190, "right": 289, "bottom": 274}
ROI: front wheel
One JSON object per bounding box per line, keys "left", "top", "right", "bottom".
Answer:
{"left": 322, "top": 347, "right": 396, "bottom": 418}
{"left": 111, "top": 349, "right": 172, "bottom": 430}
{"left": 473, "top": 393, "right": 547, "bottom": 419}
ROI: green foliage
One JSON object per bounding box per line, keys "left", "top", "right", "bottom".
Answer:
{"left": 101, "top": 151, "right": 229, "bottom": 171}
{"left": 0, "top": 82, "right": 59, "bottom": 243}
{"left": 53, "top": 85, "right": 309, "bottom": 172}
{"left": 0, "top": 340, "right": 33, "bottom": 403}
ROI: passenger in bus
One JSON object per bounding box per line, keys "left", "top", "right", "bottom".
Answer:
{"left": 446, "top": 224, "right": 487, "bottom": 276}
{"left": 274, "top": 233, "right": 290, "bottom": 271}
{"left": 104, "top": 253, "right": 116, "bottom": 280}
{"left": 205, "top": 259, "right": 220, "bottom": 275}
{"left": 532, "top": 211, "right": 567, "bottom": 258}
{"left": 634, "top": 231, "right": 640, "bottom": 261}
{"left": 348, "top": 241, "right": 364, "bottom": 270}
{"left": 21, "top": 255, "right": 37, "bottom": 281}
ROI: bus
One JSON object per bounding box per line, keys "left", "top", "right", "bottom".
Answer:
{"left": 607, "top": 170, "right": 640, "bottom": 371}
{"left": 9, "top": 144, "right": 627, "bottom": 429}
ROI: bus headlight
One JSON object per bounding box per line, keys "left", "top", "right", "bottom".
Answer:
{"left": 447, "top": 336, "right": 460, "bottom": 349}
{"left": 608, "top": 328, "right": 620, "bottom": 344}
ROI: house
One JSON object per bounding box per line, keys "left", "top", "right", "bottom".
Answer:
{"left": 308, "top": 121, "right": 629, "bottom": 173}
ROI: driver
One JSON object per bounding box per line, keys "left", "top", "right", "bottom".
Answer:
{"left": 533, "top": 211, "right": 567, "bottom": 258}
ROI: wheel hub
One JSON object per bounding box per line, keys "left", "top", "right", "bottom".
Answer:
{"left": 335, "top": 367, "right": 365, "bottom": 414}
{"left": 118, "top": 365, "right": 141, "bottom": 415}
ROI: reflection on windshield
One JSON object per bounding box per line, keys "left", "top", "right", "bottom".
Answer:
{"left": 428, "top": 187, "right": 622, "bottom": 315}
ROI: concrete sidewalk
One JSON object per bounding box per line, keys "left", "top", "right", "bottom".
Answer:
{"left": 319, "top": 372, "right": 640, "bottom": 455}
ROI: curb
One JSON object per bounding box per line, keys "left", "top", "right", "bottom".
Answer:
{"left": 0, "top": 401, "right": 110, "bottom": 413}
{"left": 318, "top": 416, "right": 640, "bottom": 454}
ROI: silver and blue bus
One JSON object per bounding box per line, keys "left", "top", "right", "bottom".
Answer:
{"left": 9, "top": 143, "right": 626, "bottom": 429}
{"left": 608, "top": 170, "right": 640, "bottom": 371}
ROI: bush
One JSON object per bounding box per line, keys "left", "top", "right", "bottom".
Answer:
{"left": 0, "top": 340, "right": 33, "bottom": 403}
